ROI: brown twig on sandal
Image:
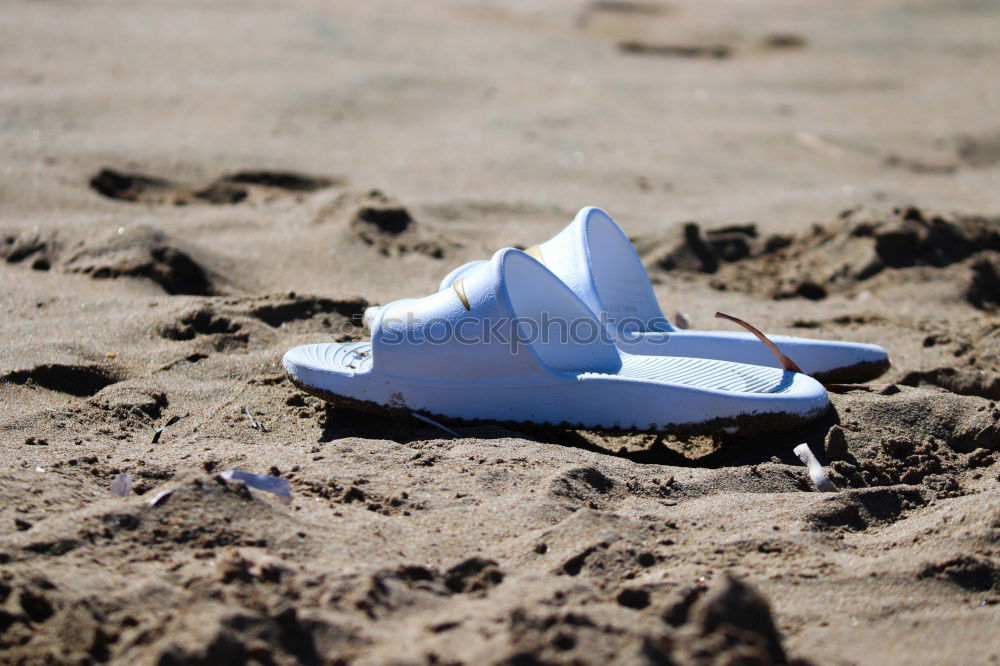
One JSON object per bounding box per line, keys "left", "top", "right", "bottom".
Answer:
{"left": 714, "top": 312, "right": 804, "bottom": 373}
{"left": 715, "top": 312, "right": 898, "bottom": 395}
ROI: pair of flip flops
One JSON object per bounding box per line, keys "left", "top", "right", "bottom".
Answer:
{"left": 284, "top": 207, "right": 889, "bottom": 435}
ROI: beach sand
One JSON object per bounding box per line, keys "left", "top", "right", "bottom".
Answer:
{"left": 1, "top": 0, "right": 998, "bottom": 663}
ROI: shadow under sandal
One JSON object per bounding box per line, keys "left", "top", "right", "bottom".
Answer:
{"left": 284, "top": 248, "right": 830, "bottom": 435}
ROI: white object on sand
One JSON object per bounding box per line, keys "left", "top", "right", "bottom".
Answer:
{"left": 219, "top": 469, "right": 292, "bottom": 502}
{"left": 147, "top": 489, "right": 173, "bottom": 506}
{"left": 111, "top": 472, "right": 133, "bottom": 497}
{"left": 284, "top": 249, "right": 829, "bottom": 434}
{"left": 794, "top": 443, "right": 837, "bottom": 492}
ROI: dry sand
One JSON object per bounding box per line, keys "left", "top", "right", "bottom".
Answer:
{"left": 1, "top": 0, "right": 999, "bottom": 664}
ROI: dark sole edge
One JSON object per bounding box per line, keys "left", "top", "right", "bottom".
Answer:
{"left": 810, "top": 358, "right": 891, "bottom": 385}
{"left": 288, "top": 374, "right": 831, "bottom": 439}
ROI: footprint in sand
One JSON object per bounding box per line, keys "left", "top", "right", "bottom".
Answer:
{"left": 156, "top": 295, "right": 368, "bottom": 354}
{"left": 316, "top": 190, "right": 462, "bottom": 260}
{"left": 89, "top": 168, "right": 341, "bottom": 206}
{"left": 89, "top": 382, "right": 170, "bottom": 421}
{"left": 1, "top": 363, "right": 121, "bottom": 397}
{"left": 618, "top": 41, "right": 732, "bottom": 59}
{"left": 158, "top": 307, "right": 249, "bottom": 353}
{"left": 3, "top": 224, "right": 232, "bottom": 296}
{"left": 242, "top": 293, "right": 368, "bottom": 333}
{"left": 576, "top": 0, "right": 806, "bottom": 60}
{"left": 618, "top": 31, "right": 807, "bottom": 60}
{"left": 1, "top": 228, "right": 58, "bottom": 271}
{"left": 62, "top": 226, "right": 223, "bottom": 296}
{"left": 577, "top": 0, "right": 731, "bottom": 58}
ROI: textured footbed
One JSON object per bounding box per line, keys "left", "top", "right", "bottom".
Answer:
{"left": 610, "top": 354, "right": 800, "bottom": 394}
{"left": 288, "top": 342, "right": 811, "bottom": 396}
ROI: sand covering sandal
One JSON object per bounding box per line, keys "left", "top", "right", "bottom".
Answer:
{"left": 285, "top": 248, "right": 830, "bottom": 434}
{"left": 368, "top": 207, "right": 889, "bottom": 383}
